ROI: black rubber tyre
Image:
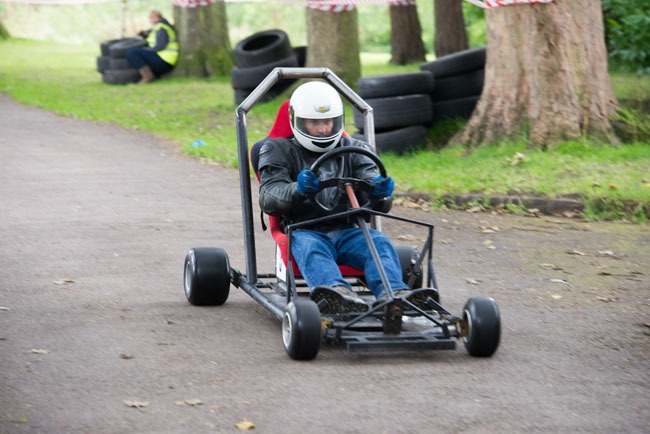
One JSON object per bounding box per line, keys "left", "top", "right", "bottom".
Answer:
{"left": 108, "top": 56, "right": 133, "bottom": 70}
{"left": 463, "top": 296, "right": 501, "bottom": 357}
{"left": 108, "top": 37, "right": 147, "bottom": 58}
{"left": 233, "top": 79, "right": 295, "bottom": 105}
{"left": 96, "top": 56, "right": 110, "bottom": 74}
{"left": 432, "top": 96, "right": 480, "bottom": 122}
{"left": 431, "top": 68, "right": 484, "bottom": 102}
{"left": 358, "top": 71, "right": 435, "bottom": 99}
{"left": 282, "top": 299, "right": 321, "bottom": 360}
{"left": 420, "top": 47, "right": 486, "bottom": 79}
{"left": 352, "top": 125, "right": 428, "bottom": 155}
{"left": 293, "top": 45, "right": 307, "bottom": 67}
{"left": 183, "top": 247, "right": 231, "bottom": 306}
{"left": 100, "top": 38, "right": 124, "bottom": 57}
{"left": 234, "top": 29, "right": 292, "bottom": 68}
{"left": 102, "top": 68, "right": 140, "bottom": 85}
{"left": 353, "top": 94, "right": 433, "bottom": 130}
{"left": 395, "top": 245, "right": 424, "bottom": 289}
{"left": 230, "top": 54, "right": 299, "bottom": 90}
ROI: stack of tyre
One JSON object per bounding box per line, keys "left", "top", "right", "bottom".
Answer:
{"left": 420, "top": 47, "right": 486, "bottom": 123}
{"left": 352, "top": 71, "right": 435, "bottom": 154}
{"left": 96, "top": 37, "right": 148, "bottom": 85}
{"left": 231, "top": 29, "right": 307, "bottom": 105}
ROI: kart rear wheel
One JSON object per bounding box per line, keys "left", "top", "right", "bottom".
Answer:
{"left": 184, "top": 248, "right": 231, "bottom": 306}
{"left": 282, "top": 299, "right": 321, "bottom": 360}
{"left": 396, "top": 245, "right": 423, "bottom": 289}
{"left": 463, "top": 296, "right": 500, "bottom": 357}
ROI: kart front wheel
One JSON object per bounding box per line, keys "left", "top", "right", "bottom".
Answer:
{"left": 463, "top": 296, "right": 500, "bottom": 357}
{"left": 282, "top": 299, "right": 321, "bottom": 360}
{"left": 184, "top": 247, "right": 231, "bottom": 306}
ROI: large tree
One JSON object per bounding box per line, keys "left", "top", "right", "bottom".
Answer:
{"left": 173, "top": 1, "right": 233, "bottom": 77}
{"left": 455, "top": 0, "right": 618, "bottom": 148}
{"left": 306, "top": 7, "right": 361, "bottom": 87}
{"left": 389, "top": 3, "right": 427, "bottom": 65}
{"left": 434, "top": 0, "right": 469, "bottom": 57}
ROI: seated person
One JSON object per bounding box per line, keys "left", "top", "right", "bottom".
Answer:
{"left": 257, "top": 81, "right": 437, "bottom": 314}
{"left": 126, "top": 10, "right": 178, "bottom": 84}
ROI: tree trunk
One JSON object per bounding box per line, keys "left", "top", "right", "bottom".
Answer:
{"left": 434, "top": 0, "right": 468, "bottom": 57}
{"left": 172, "top": 2, "right": 233, "bottom": 78}
{"left": 0, "top": 20, "right": 9, "bottom": 39}
{"left": 389, "top": 4, "right": 427, "bottom": 65}
{"left": 306, "top": 8, "right": 361, "bottom": 88}
{"left": 454, "top": 0, "right": 618, "bottom": 148}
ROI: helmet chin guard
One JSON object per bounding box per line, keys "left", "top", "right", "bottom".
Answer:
{"left": 289, "top": 81, "right": 344, "bottom": 153}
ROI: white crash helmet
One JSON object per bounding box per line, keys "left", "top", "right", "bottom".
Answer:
{"left": 289, "top": 81, "right": 344, "bottom": 153}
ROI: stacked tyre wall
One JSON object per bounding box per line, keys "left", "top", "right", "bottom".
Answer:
{"left": 97, "top": 37, "right": 148, "bottom": 85}
{"left": 420, "top": 47, "right": 486, "bottom": 123}
{"left": 353, "top": 71, "right": 435, "bottom": 154}
{"left": 231, "top": 29, "right": 307, "bottom": 105}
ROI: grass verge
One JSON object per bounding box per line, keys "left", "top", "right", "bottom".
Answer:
{"left": 1, "top": 38, "right": 649, "bottom": 221}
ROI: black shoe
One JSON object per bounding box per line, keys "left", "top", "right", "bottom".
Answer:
{"left": 311, "top": 285, "right": 369, "bottom": 314}
{"left": 404, "top": 288, "right": 439, "bottom": 310}
{"left": 374, "top": 288, "right": 438, "bottom": 310}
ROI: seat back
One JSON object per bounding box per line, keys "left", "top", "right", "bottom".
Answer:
{"left": 251, "top": 100, "right": 363, "bottom": 277}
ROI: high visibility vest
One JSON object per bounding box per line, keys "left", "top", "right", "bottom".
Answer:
{"left": 147, "top": 22, "right": 179, "bottom": 66}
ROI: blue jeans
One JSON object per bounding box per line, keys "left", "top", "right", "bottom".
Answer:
{"left": 291, "top": 228, "right": 409, "bottom": 298}
{"left": 125, "top": 47, "right": 174, "bottom": 77}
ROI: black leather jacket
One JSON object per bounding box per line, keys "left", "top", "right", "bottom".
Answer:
{"left": 258, "top": 136, "right": 389, "bottom": 231}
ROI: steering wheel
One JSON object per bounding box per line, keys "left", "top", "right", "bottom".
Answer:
{"left": 308, "top": 146, "right": 388, "bottom": 212}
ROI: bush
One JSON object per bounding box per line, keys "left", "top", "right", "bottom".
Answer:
{"left": 602, "top": 0, "right": 650, "bottom": 75}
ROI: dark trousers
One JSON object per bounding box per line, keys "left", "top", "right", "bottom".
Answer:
{"left": 126, "top": 47, "right": 174, "bottom": 77}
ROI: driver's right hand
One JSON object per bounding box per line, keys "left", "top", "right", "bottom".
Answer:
{"left": 296, "top": 169, "right": 320, "bottom": 194}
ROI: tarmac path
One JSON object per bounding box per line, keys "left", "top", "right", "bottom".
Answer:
{"left": 1, "top": 94, "right": 648, "bottom": 433}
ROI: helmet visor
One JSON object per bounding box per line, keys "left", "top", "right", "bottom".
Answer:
{"left": 294, "top": 115, "right": 344, "bottom": 149}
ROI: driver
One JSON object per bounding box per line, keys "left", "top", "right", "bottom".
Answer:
{"left": 257, "top": 81, "right": 437, "bottom": 314}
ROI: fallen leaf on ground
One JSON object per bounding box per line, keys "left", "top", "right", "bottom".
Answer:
{"left": 540, "top": 263, "right": 562, "bottom": 270}
{"left": 597, "top": 250, "right": 625, "bottom": 259}
{"left": 465, "top": 278, "right": 481, "bottom": 285}
{"left": 54, "top": 278, "right": 75, "bottom": 285}
{"left": 119, "top": 352, "right": 134, "bottom": 360}
{"left": 596, "top": 296, "right": 617, "bottom": 302}
{"left": 176, "top": 398, "right": 203, "bottom": 406}
{"left": 551, "top": 294, "right": 563, "bottom": 300}
{"left": 566, "top": 249, "right": 586, "bottom": 256}
{"left": 396, "top": 234, "right": 418, "bottom": 241}
{"left": 0, "top": 306, "right": 10, "bottom": 311}
{"left": 124, "top": 400, "right": 149, "bottom": 408}
{"left": 550, "top": 279, "right": 568, "bottom": 284}
{"left": 31, "top": 349, "right": 49, "bottom": 354}
{"left": 235, "top": 420, "right": 256, "bottom": 430}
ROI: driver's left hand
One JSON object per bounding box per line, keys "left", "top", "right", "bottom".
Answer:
{"left": 370, "top": 175, "right": 394, "bottom": 198}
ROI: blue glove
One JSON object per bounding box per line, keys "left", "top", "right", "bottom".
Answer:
{"left": 370, "top": 175, "right": 394, "bottom": 198}
{"left": 297, "top": 169, "right": 320, "bottom": 194}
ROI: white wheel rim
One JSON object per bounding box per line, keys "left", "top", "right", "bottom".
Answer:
{"left": 282, "top": 311, "right": 293, "bottom": 349}
{"left": 184, "top": 260, "right": 192, "bottom": 297}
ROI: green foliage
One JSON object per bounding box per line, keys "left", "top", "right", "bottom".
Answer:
{"left": 602, "top": 0, "right": 650, "bottom": 75}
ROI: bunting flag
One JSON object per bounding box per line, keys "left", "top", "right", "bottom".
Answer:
{"left": 170, "top": 0, "right": 415, "bottom": 10}
{"left": 464, "top": 0, "right": 554, "bottom": 8}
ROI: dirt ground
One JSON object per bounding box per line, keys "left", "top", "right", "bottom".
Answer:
{"left": 1, "top": 94, "right": 648, "bottom": 433}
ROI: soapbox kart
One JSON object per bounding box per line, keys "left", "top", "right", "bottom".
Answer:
{"left": 183, "top": 67, "right": 500, "bottom": 360}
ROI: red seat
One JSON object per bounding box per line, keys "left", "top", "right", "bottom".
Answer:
{"left": 251, "top": 100, "right": 363, "bottom": 277}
